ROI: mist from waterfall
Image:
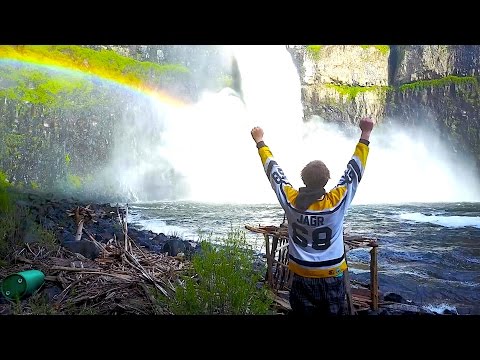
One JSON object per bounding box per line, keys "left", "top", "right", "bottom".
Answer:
{"left": 114, "top": 45, "right": 480, "bottom": 204}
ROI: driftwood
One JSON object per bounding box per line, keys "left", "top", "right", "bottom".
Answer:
{"left": 67, "top": 206, "right": 96, "bottom": 242}
{"left": 0, "top": 204, "right": 189, "bottom": 315}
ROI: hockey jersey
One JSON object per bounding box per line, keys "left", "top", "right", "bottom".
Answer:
{"left": 257, "top": 139, "right": 369, "bottom": 278}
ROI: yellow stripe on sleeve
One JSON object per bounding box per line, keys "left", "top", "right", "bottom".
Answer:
{"left": 353, "top": 142, "right": 369, "bottom": 168}
{"left": 258, "top": 146, "right": 273, "bottom": 166}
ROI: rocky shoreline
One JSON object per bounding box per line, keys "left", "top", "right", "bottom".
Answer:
{"left": 0, "top": 190, "right": 453, "bottom": 315}
{"left": 0, "top": 190, "right": 197, "bottom": 315}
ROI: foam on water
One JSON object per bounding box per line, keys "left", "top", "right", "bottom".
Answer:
{"left": 398, "top": 213, "right": 480, "bottom": 228}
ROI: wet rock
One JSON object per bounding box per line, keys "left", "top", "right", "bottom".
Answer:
{"left": 63, "top": 240, "right": 100, "bottom": 260}
{"left": 135, "top": 235, "right": 152, "bottom": 249}
{"left": 95, "top": 232, "right": 113, "bottom": 243}
{"left": 384, "top": 292, "right": 408, "bottom": 304}
{"left": 61, "top": 231, "right": 76, "bottom": 244}
{"left": 162, "top": 239, "right": 186, "bottom": 256}
{"left": 443, "top": 309, "right": 457, "bottom": 315}
{"left": 152, "top": 233, "right": 169, "bottom": 244}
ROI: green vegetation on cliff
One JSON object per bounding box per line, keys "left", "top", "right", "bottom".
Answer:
{"left": 359, "top": 45, "right": 390, "bottom": 55}
{"left": 306, "top": 45, "right": 323, "bottom": 60}
{"left": 326, "top": 84, "right": 391, "bottom": 101}
{"left": 0, "top": 45, "right": 189, "bottom": 85}
{"left": 0, "top": 45, "right": 192, "bottom": 191}
{"left": 399, "top": 75, "right": 478, "bottom": 92}
{"left": 0, "top": 45, "right": 190, "bottom": 111}
{"left": 0, "top": 67, "right": 99, "bottom": 111}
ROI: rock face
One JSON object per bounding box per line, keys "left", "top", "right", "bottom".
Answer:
{"left": 288, "top": 45, "right": 389, "bottom": 124}
{"left": 0, "top": 45, "right": 231, "bottom": 200}
{"left": 288, "top": 45, "right": 480, "bottom": 170}
{"left": 386, "top": 78, "right": 480, "bottom": 168}
{"left": 85, "top": 45, "right": 230, "bottom": 95}
{"left": 391, "top": 45, "right": 480, "bottom": 84}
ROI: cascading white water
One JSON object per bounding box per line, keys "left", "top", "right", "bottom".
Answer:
{"left": 114, "top": 45, "right": 480, "bottom": 204}
{"left": 159, "top": 45, "right": 307, "bottom": 204}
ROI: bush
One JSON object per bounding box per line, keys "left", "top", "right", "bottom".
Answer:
{"left": 0, "top": 172, "right": 59, "bottom": 260}
{"left": 170, "top": 229, "right": 273, "bottom": 315}
{"left": 0, "top": 172, "right": 14, "bottom": 258}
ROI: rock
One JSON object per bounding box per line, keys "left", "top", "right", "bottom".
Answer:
{"left": 162, "top": 239, "right": 186, "bottom": 257}
{"left": 151, "top": 233, "right": 169, "bottom": 244}
{"left": 442, "top": 309, "right": 457, "bottom": 315}
{"left": 61, "top": 230, "right": 76, "bottom": 244}
{"left": 384, "top": 292, "right": 408, "bottom": 304}
{"left": 95, "top": 232, "right": 113, "bottom": 243}
{"left": 391, "top": 45, "right": 480, "bottom": 85}
{"left": 135, "top": 235, "right": 152, "bottom": 249}
{"left": 288, "top": 45, "right": 389, "bottom": 123}
{"left": 63, "top": 240, "right": 100, "bottom": 260}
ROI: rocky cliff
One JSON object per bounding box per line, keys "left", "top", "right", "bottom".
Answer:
{"left": 0, "top": 45, "right": 230, "bottom": 199}
{"left": 288, "top": 45, "right": 480, "bottom": 169}
{"left": 85, "top": 45, "right": 230, "bottom": 98}
{"left": 391, "top": 45, "right": 480, "bottom": 84}
{"left": 2, "top": 45, "right": 479, "bottom": 198}
{"left": 288, "top": 45, "right": 390, "bottom": 125}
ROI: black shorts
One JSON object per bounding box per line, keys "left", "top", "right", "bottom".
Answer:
{"left": 289, "top": 273, "right": 347, "bottom": 315}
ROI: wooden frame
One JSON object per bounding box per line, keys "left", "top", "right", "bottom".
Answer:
{"left": 247, "top": 225, "right": 379, "bottom": 312}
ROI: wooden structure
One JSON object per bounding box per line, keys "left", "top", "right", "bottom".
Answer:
{"left": 245, "top": 224, "right": 379, "bottom": 313}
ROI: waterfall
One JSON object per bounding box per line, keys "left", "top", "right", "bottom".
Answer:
{"left": 115, "top": 45, "right": 480, "bottom": 204}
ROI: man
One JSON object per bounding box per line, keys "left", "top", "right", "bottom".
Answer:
{"left": 251, "top": 117, "right": 374, "bottom": 315}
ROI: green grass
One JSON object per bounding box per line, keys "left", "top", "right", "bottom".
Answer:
{"left": 399, "top": 75, "right": 478, "bottom": 92}
{"left": 169, "top": 229, "right": 273, "bottom": 315}
{"left": 0, "top": 172, "right": 59, "bottom": 260}
{"left": 28, "top": 293, "right": 58, "bottom": 315}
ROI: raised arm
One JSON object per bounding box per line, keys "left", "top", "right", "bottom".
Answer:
{"left": 251, "top": 126, "right": 294, "bottom": 211}
{"left": 336, "top": 117, "right": 375, "bottom": 206}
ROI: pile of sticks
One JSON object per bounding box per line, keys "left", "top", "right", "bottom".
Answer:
{"left": 3, "top": 205, "right": 189, "bottom": 315}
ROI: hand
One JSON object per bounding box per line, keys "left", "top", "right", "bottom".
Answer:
{"left": 251, "top": 126, "right": 264, "bottom": 144}
{"left": 359, "top": 117, "right": 375, "bottom": 132}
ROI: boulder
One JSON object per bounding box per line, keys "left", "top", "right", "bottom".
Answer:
{"left": 63, "top": 240, "right": 100, "bottom": 260}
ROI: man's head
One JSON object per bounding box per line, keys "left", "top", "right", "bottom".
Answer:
{"left": 301, "top": 160, "right": 330, "bottom": 188}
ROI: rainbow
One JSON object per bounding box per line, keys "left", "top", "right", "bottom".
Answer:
{"left": 0, "top": 45, "right": 188, "bottom": 108}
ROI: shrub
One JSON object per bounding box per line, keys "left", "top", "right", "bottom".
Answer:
{"left": 170, "top": 229, "right": 273, "bottom": 315}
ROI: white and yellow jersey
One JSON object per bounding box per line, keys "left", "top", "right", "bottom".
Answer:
{"left": 256, "top": 139, "right": 369, "bottom": 278}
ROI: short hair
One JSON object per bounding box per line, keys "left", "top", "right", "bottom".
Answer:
{"left": 301, "top": 160, "right": 330, "bottom": 188}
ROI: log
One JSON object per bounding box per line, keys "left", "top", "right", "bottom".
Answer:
{"left": 370, "top": 246, "right": 379, "bottom": 310}
{"left": 343, "top": 268, "right": 357, "bottom": 315}
{"left": 381, "top": 302, "right": 427, "bottom": 314}
{"left": 264, "top": 234, "right": 273, "bottom": 287}
{"left": 75, "top": 219, "right": 84, "bottom": 242}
